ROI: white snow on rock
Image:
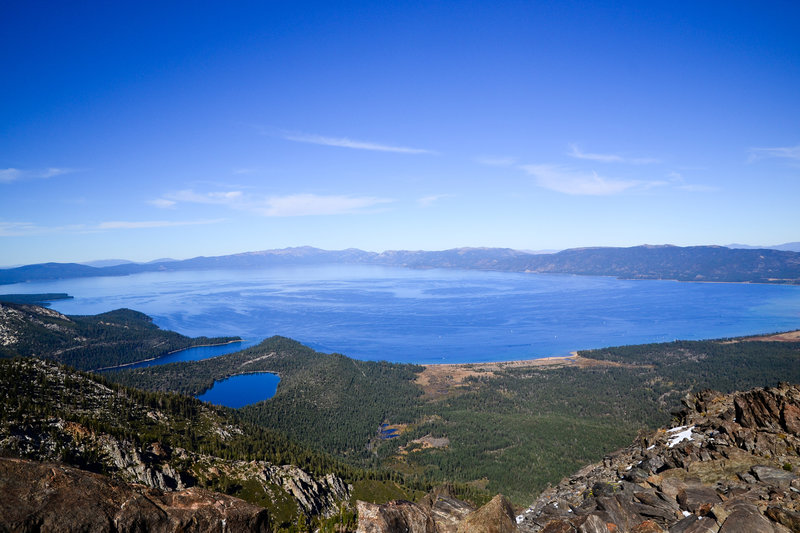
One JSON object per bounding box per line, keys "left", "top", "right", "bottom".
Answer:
{"left": 667, "top": 425, "right": 695, "bottom": 448}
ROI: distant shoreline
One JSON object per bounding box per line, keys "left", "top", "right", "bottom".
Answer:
{"left": 421, "top": 328, "right": 800, "bottom": 370}
{"left": 422, "top": 352, "right": 578, "bottom": 370}
{"left": 162, "top": 339, "right": 245, "bottom": 356}
{"left": 93, "top": 339, "right": 245, "bottom": 372}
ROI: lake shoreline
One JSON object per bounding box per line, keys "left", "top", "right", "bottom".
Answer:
{"left": 93, "top": 339, "right": 246, "bottom": 372}
{"left": 414, "top": 329, "right": 800, "bottom": 400}
{"left": 419, "top": 328, "right": 800, "bottom": 371}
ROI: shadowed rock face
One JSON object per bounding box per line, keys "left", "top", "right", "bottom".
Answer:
{"left": 516, "top": 383, "right": 800, "bottom": 533}
{"left": 0, "top": 457, "right": 271, "bottom": 532}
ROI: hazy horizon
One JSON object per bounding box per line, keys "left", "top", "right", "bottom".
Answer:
{"left": 4, "top": 241, "right": 800, "bottom": 270}
{"left": 2, "top": 2, "right": 799, "bottom": 265}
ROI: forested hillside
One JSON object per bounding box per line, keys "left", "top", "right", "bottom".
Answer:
{"left": 111, "top": 327, "right": 800, "bottom": 504}
{"left": 112, "top": 336, "right": 424, "bottom": 458}
{"left": 0, "top": 357, "right": 421, "bottom": 531}
{"left": 0, "top": 302, "right": 240, "bottom": 370}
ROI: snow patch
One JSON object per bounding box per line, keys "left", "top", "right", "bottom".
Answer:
{"left": 667, "top": 425, "right": 695, "bottom": 448}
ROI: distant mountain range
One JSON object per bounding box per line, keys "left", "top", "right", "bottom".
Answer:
{"left": 2, "top": 244, "right": 800, "bottom": 285}
{"left": 726, "top": 241, "right": 800, "bottom": 252}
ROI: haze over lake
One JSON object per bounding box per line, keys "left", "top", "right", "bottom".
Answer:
{"left": 9, "top": 265, "right": 800, "bottom": 364}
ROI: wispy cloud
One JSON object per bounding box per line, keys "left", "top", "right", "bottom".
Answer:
{"left": 167, "top": 190, "right": 244, "bottom": 206}
{"left": 0, "top": 167, "right": 77, "bottom": 184}
{"left": 567, "top": 144, "right": 659, "bottom": 165}
{"left": 262, "top": 194, "right": 391, "bottom": 216}
{"left": 158, "top": 189, "right": 393, "bottom": 216}
{"left": 0, "top": 221, "right": 46, "bottom": 236}
{"left": 748, "top": 143, "right": 800, "bottom": 162}
{"left": 232, "top": 167, "right": 258, "bottom": 175}
{"left": 475, "top": 156, "right": 517, "bottom": 167}
{"left": 0, "top": 169, "right": 22, "bottom": 183}
{"left": 417, "top": 194, "right": 452, "bottom": 207}
{"left": 282, "top": 132, "right": 436, "bottom": 154}
{"left": 149, "top": 198, "right": 177, "bottom": 208}
{"left": 96, "top": 219, "right": 224, "bottom": 230}
{"left": 676, "top": 184, "right": 718, "bottom": 192}
{"left": 0, "top": 218, "right": 223, "bottom": 236}
{"left": 521, "top": 164, "right": 666, "bottom": 195}
{"left": 667, "top": 171, "right": 718, "bottom": 192}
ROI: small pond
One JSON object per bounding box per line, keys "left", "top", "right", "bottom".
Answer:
{"left": 196, "top": 372, "right": 281, "bottom": 408}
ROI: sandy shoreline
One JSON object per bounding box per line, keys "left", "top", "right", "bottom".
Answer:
{"left": 422, "top": 352, "right": 579, "bottom": 370}
{"left": 420, "top": 329, "right": 800, "bottom": 371}
{"left": 414, "top": 329, "right": 800, "bottom": 399}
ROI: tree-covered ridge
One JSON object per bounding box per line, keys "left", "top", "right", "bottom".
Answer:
{"left": 0, "top": 303, "right": 240, "bottom": 370}
{"left": 3, "top": 244, "right": 800, "bottom": 284}
{"left": 112, "top": 336, "right": 424, "bottom": 458}
{"left": 112, "top": 326, "right": 800, "bottom": 504}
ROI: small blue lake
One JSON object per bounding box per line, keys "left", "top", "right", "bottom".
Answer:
{"left": 122, "top": 339, "right": 260, "bottom": 369}
{"left": 116, "top": 340, "right": 278, "bottom": 408}
{"left": 196, "top": 372, "right": 281, "bottom": 408}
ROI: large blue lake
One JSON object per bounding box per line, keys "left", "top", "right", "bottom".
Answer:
{"left": 8, "top": 265, "right": 800, "bottom": 364}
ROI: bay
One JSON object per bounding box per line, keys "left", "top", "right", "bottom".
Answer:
{"left": 6, "top": 264, "right": 800, "bottom": 364}
{"left": 121, "top": 339, "right": 261, "bottom": 370}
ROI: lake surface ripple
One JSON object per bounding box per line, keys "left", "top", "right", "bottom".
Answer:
{"left": 10, "top": 265, "right": 800, "bottom": 364}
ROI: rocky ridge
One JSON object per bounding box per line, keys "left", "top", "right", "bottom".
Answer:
{"left": 516, "top": 383, "right": 800, "bottom": 533}
{"left": 0, "top": 357, "right": 351, "bottom": 526}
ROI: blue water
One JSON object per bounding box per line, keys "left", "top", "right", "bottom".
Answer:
{"left": 196, "top": 372, "right": 281, "bottom": 408}
{"left": 6, "top": 264, "right": 800, "bottom": 364}
{"left": 122, "top": 340, "right": 260, "bottom": 369}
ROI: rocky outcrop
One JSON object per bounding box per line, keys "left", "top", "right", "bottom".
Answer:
{"left": 457, "top": 494, "right": 518, "bottom": 533}
{"left": 280, "top": 466, "right": 351, "bottom": 517}
{"left": 517, "top": 383, "right": 800, "bottom": 533}
{"left": 356, "top": 500, "right": 436, "bottom": 533}
{"left": 0, "top": 457, "right": 270, "bottom": 532}
{"left": 0, "top": 357, "right": 352, "bottom": 525}
{"left": 356, "top": 486, "right": 516, "bottom": 533}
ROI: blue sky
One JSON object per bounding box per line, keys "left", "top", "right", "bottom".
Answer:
{"left": 2, "top": 1, "right": 799, "bottom": 265}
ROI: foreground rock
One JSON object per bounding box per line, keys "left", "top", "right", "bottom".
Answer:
{"left": 0, "top": 457, "right": 270, "bottom": 532}
{"left": 517, "top": 383, "right": 800, "bottom": 533}
{"left": 356, "top": 486, "right": 517, "bottom": 532}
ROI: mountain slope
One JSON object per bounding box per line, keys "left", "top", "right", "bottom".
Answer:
{"left": 0, "top": 302, "right": 240, "bottom": 370}
{"left": 0, "top": 357, "right": 375, "bottom": 529}
{"left": 519, "top": 244, "right": 800, "bottom": 283}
